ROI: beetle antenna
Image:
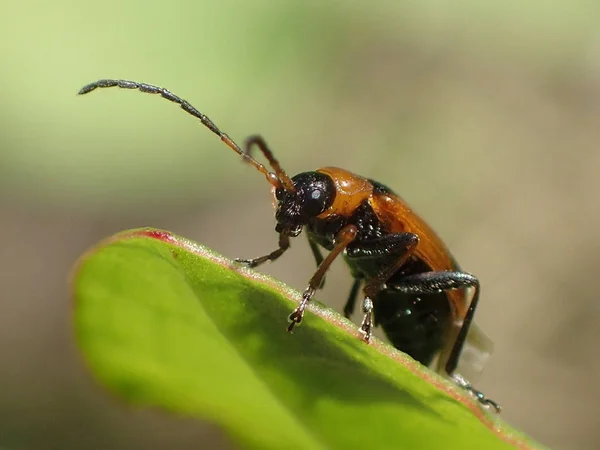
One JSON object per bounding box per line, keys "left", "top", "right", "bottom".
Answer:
{"left": 77, "top": 79, "right": 290, "bottom": 190}
{"left": 244, "top": 135, "right": 295, "bottom": 192}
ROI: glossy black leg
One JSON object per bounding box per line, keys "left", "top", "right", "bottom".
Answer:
{"left": 346, "top": 233, "right": 419, "bottom": 260}
{"left": 343, "top": 279, "right": 362, "bottom": 318}
{"left": 346, "top": 233, "right": 420, "bottom": 341}
{"left": 306, "top": 233, "right": 326, "bottom": 288}
{"left": 306, "top": 233, "right": 325, "bottom": 266}
{"left": 390, "top": 271, "right": 500, "bottom": 412}
{"left": 235, "top": 234, "right": 290, "bottom": 268}
{"left": 386, "top": 271, "right": 478, "bottom": 373}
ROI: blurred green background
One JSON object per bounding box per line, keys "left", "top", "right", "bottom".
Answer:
{"left": 2, "top": 1, "right": 599, "bottom": 449}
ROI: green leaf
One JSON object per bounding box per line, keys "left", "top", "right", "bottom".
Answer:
{"left": 73, "top": 228, "right": 542, "bottom": 450}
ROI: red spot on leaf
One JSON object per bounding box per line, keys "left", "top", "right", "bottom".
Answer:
{"left": 137, "top": 229, "right": 174, "bottom": 243}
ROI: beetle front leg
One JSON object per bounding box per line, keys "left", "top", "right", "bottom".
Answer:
{"left": 306, "top": 232, "right": 327, "bottom": 288}
{"left": 235, "top": 233, "right": 290, "bottom": 268}
{"left": 288, "top": 225, "right": 358, "bottom": 332}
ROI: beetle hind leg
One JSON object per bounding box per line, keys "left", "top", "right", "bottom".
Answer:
{"left": 390, "top": 271, "right": 501, "bottom": 412}
{"left": 451, "top": 373, "right": 501, "bottom": 413}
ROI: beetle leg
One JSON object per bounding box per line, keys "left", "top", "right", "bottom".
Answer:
{"left": 359, "top": 296, "right": 374, "bottom": 341}
{"left": 306, "top": 232, "right": 326, "bottom": 288}
{"left": 343, "top": 279, "right": 362, "bottom": 318}
{"left": 346, "top": 233, "right": 420, "bottom": 341}
{"left": 287, "top": 225, "right": 358, "bottom": 332}
{"left": 346, "top": 233, "right": 419, "bottom": 261}
{"left": 387, "top": 271, "right": 479, "bottom": 373}
{"left": 235, "top": 233, "right": 290, "bottom": 268}
{"left": 243, "top": 135, "right": 295, "bottom": 192}
{"left": 451, "top": 373, "right": 501, "bottom": 412}
{"left": 389, "top": 271, "right": 500, "bottom": 412}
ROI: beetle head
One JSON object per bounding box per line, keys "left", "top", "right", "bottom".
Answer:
{"left": 273, "top": 171, "right": 335, "bottom": 237}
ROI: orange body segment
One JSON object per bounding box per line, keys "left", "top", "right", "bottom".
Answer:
{"left": 316, "top": 167, "right": 373, "bottom": 218}
{"left": 368, "top": 191, "right": 467, "bottom": 319}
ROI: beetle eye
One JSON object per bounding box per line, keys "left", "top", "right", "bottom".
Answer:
{"left": 303, "top": 188, "right": 328, "bottom": 216}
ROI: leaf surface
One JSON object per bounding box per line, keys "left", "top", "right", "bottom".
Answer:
{"left": 73, "top": 228, "right": 541, "bottom": 450}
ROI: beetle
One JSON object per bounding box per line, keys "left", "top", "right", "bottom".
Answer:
{"left": 78, "top": 79, "right": 500, "bottom": 412}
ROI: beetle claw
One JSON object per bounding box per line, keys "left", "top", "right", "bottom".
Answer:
{"left": 451, "top": 374, "right": 501, "bottom": 413}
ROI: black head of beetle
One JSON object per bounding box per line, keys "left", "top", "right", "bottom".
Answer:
{"left": 274, "top": 171, "right": 335, "bottom": 237}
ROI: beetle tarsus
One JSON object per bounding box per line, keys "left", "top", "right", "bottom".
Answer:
{"left": 451, "top": 373, "right": 501, "bottom": 413}
{"left": 359, "top": 323, "right": 372, "bottom": 342}
{"left": 287, "top": 288, "right": 315, "bottom": 332}
{"left": 359, "top": 297, "right": 374, "bottom": 342}
{"left": 234, "top": 257, "right": 260, "bottom": 268}
{"left": 287, "top": 308, "right": 304, "bottom": 333}
{"left": 234, "top": 235, "right": 290, "bottom": 269}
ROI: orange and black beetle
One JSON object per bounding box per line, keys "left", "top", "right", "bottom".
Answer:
{"left": 78, "top": 79, "right": 500, "bottom": 411}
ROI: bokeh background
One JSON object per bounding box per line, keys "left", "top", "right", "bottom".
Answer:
{"left": 1, "top": 1, "right": 599, "bottom": 449}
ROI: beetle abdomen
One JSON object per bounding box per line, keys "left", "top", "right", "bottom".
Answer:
{"left": 374, "top": 289, "right": 451, "bottom": 366}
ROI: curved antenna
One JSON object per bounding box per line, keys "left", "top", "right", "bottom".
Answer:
{"left": 77, "top": 79, "right": 295, "bottom": 192}
{"left": 244, "top": 135, "right": 295, "bottom": 192}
